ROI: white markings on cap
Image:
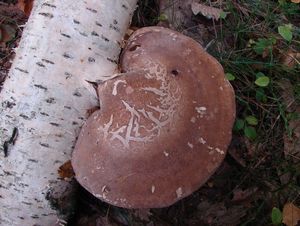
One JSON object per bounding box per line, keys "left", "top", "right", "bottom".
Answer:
{"left": 198, "top": 137, "right": 206, "bottom": 144}
{"left": 206, "top": 143, "right": 225, "bottom": 155}
{"left": 95, "top": 194, "right": 102, "bottom": 198}
{"left": 97, "top": 115, "right": 113, "bottom": 139}
{"left": 96, "top": 166, "right": 103, "bottom": 170}
{"left": 183, "top": 48, "right": 192, "bottom": 56}
{"left": 101, "top": 185, "right": 107, "bottom": 193}
{"left": 206, "top": 164, "right": 215, "bottom": 173}
{"left": 190, "top": 117, "right": 196, "bottom": 123}
{"left": 151, "top": 185, "right": 155, "bottom": 193}
{"left": 112, "top": 80, "right": 127, "bottom": 96}
{"left": 169, "top": 33, "right": 178, "bottom": 41}
{"left": 117, "top": 198, "right": 127, "bottom": 204}
{"left": 94, "top": 192, "right": 107, "bottom": 199}
{"left": 163, "top": 151, "right": 169, "bottom": 157}
{"left": 196, "top": 106, "right": 207, "bottom": 112}
{"left": 195, "top": 106, "right": 207, "bottom": 118}
{"left": 125, "top": 86, "right": 134, "bottom": 94}
{"left": 187, "top": 142, "right": 194, "bottom": 149}
{"left": 98, "top": 61, "right": 182, "bottom": 148}
{"left": 176, "top": 187, "right": 183, "bottom": 198}
{"left": 215, "top": 148, "right": 225, "bottom": 155}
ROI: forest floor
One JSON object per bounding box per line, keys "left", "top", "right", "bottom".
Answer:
{"left": 0, "top": 0, "right": 300, "bottom": 225}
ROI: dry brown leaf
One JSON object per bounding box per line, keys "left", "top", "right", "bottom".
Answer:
{"left": 280, "top": 50, "right": 300, "bottom": 68}
{"left": 232, "top": 1, "right": 250, "bottom": 16}
{"left": 0, "top": 24, "right": 16, "bottom": 44}
{"left": 279, "top": 79, "right": 296, "bottom": 112}
{"left": 283, "top": 203, "right": 300, "bottom": 226}
{"left": 244, "top": 138, "right": 256, "bottom": 157}
{"left": 279, "top": 80, "right": 300, "bottom": 162}
{"left": 196, "top": 201, "right": 247, "bottom": 225}
{"left": 291, "top": 0, "right": 300, "bottom": 3}
{"left": 0, "top": 3, "right": 28, "bottom": 24}
{"left": 17, "top": 0, "right": 34, "bottom": 17}
{"left": 232, "top": 187, "right": 258, "bottom": 202}
{"left": 159, "top": 0, "right": 193, "bottom": 29}
{"left": 159, "top": 0, "right": 211, "bottom": 45}
{"left": 191, "top": 2, "right": 224, "bottom": 21}
{"left": 58, "top": 160, "right": 74, "bottom": 180}
{"left": 121, "top": 27, "right": 138, "bottom": 48}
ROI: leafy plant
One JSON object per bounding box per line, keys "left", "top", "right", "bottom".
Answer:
{"left": 256, "top": 88, "right": 268, "bottom": 102}
{"left": 219, "top": 11, "right": 228, "bottom": 19}
{"left": 245, "top": 115, "right": 258, "bottom": 126}
{"left": 271, "top": 207, "right": 283, "bottom": 225}
{"left": 255, "top": 72, "right": 270, "bottom": 87}
{"left": 253, "top": 38, "right": 276, "bottom": 55}
{"left": 255, "top": 76, "right": 270, "bottom": 87}
{"left": 244, "top": 126, "right": 257, "bottom": 140}
{"left": 234, "top": 119, "right": 245, "bottom": 131}
{"left": 278, "top": 24, "right": 293, "bottom": 42}
{"left": 225, "top": 72, "right": 236, "bottom": 81}
{"left": 157, "top": 13, "right": 168, "bottom": 21}
{"left": 234, "top": 117, "right": 258, "bottom": 139}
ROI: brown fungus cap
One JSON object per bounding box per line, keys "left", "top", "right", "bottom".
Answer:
{"left": 72, "top": 26, "right": 236, "bottom": 208}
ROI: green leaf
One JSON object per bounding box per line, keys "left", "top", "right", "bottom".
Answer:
{"left": 253, "top": 38, "right": 276, "bottom": 55}
{"left": 278, "top": 0, "right": 286, "bottom": 5}
{"left": 271, "top": 207, "right": 282, "bottom": 225}
{"left": 278, "top": 24, "right": 293, "bottom": 42}
{"left": 225, "top": 73, "right": 235, "bottom": 81}
{"left": 244, "top": 126, "right": 257, "bottom": 140}
{"left": 219, "top": 11, "right": 227, "bottom": 19}
{"left": 256, "top": 88, "right": 267, "bottom": 102}
{"left": 234, "top": 119, "right": 245, "bottom": 131}
{"left": 287, "top": 112, "right": 300, "bottom": 121}
{"left": 245, "top": 116, "right": 258, "bottom": 126}
{"left": 255, "top": 76, "right": 270, "bottom": 87}
{"left": 256, "top": 72, "right": 265, "bottom": 78}
{"left": 158, "top": 13, "right": 168, "bottom": 21}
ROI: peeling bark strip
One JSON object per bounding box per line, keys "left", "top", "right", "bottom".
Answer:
{"left": 0, "top": 0, "right": 138, "bottom": 225}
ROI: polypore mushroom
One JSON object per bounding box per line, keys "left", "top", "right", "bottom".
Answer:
{"left": 72, "top": 26, "right": 235, "bottom": 208}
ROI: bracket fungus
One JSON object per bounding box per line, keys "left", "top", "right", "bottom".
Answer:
{"left": 72, "top": 26, "right": 236, "bottom": 208}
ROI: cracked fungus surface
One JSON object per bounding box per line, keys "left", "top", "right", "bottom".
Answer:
{"left": 72, "top": 26, "right": 236, "bottom": 208}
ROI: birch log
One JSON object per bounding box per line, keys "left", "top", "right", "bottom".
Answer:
{"left": 0, "top": 0, "right": 137, "bottom": 225}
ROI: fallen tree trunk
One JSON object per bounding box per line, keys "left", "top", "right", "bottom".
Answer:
{"left": 0, "top": 0, "right": 137, "bottom": 225}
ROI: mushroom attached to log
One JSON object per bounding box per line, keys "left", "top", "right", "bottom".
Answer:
{"left": 72, "top": 26, "right": 236, "bottom": 208}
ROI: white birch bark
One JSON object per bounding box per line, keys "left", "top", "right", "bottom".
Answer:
{"left": 0, "top": 0, "right": 137, "bottom": 225}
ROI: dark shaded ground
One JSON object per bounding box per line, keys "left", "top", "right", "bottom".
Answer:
{"left": 0, "top": 1, "right": 27, "bottom": 90}
{"left": 1, "top": 0, "right": 299, "bottom": 225}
